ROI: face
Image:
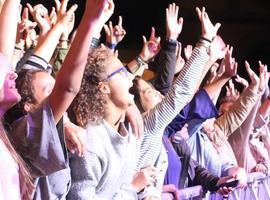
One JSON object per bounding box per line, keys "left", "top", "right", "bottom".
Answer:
{"left": 105, "top": 56, "right": 135, "bottom": 110}
{"left": 136, "top": 79, "right": 164, "bottom": 111}
{"left": 0, "top": 70, "right": 21, "bottom": 113}
{"left": 29, "top": 71, "right": 55, "bottom": 109}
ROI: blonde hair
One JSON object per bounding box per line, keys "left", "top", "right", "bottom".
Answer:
{"left": 0, "top": 122, "right": 34, "bottom": 200}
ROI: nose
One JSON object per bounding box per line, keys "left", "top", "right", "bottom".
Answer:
{"left": 9, "top": 71, "right": 18, "bottom": 80}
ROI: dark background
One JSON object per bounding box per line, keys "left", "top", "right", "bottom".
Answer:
{"left": 21, "top": 0, "right": 270, "bottom": 78}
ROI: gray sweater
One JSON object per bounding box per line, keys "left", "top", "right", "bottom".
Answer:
{"left": 68, "top": 121, "right": 140, "bottom": 200}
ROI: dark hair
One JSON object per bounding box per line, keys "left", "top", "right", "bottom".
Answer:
{"left": 16, "top": 69, "right": 44, "bottom": 113}
{"left": 4, "top": 69, "right": 44, "bottom": 125}
{"left": 129, "top": 76, "right": 145, "bottom": 113}
{"left": 72, "top": 47, "right": 112, "bottom": 127}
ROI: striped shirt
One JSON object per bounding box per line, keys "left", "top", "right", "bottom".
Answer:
{"left": 137, "top": 47, "right": 209, "bottom": 193}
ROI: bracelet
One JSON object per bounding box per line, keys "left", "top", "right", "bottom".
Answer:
{"left": 90, "top": 37, "right": 100, "bottom": 49}
{"left": 200, "top": 36, "right": 213, "bottom": 43}
{"left": 59, "top": 39, "right": 69, "bottom": 42}
{"left": 106, "top": 42, "right": 117, "bottom": 50}
{"left": 15, "top": 46, "right": 23, "bottom": 51}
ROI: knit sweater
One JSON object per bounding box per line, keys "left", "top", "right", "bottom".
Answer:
{"left": 68, "top": 121, "right": 140, "bottom": 200}
{"left": 137, "top": 47, "right": 209, "bottom": 196}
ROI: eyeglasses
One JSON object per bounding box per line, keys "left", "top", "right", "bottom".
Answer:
{"left": 106, "top": 66, "right": 131, "bottom": 80}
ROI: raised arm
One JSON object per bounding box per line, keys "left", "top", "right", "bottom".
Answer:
{"left": 211, "top": 61, "right": 266, "bottom": 146}
{"left": 150, "top": 3, "right": 184, "bottom": 95}
{"left": 104, "top": 16, "right": 126, "bottom": 52}
{"left": 31, "top": 0, "right": 77, "bottom": 64}
{"left": 0, "top": 0, "right": 20, "bottom": 61}
{"left": 49, "top": 0, "right": 114, "bottom": 123}
{"left": 203, "top": 47, "right": 237, "bottom": 104}
{"left": 126, "top": 27, "right": 160, "bottom": 76}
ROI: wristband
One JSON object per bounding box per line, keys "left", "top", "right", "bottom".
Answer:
{"left": 106, "top": 42, "right": 117, "bottom": 50}
{"left": 90, "top": 37, "right": 100, "bottom": 49}
{"left": 200, "top": 36, "right": 213, "bottom": 43}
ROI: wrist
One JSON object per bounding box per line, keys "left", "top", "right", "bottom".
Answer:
{"left": 106, "top": 42, "right": 117, "bottom": 50}
{"left": 139, "top": 53, "right": 150, "bottom": 63}
{"left": 201, "top": 34, "right": 214, "bottom": 42}
{"left": 166, "top": 33, "right": 178, "bottom": 41}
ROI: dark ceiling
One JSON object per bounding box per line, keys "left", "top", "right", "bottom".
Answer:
{"left": 21, "top": 0, "right": 270, "bottom": 73}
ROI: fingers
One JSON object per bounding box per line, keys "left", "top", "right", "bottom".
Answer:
{"left": 118, "top": 15, "right": 122, "bottom": 28}
{"left": 150, "top": 27, "right": 156, "bottom": 41}
{"left": 64, "top": 122, "right": 87, "bottom": 156}
{"left": 54, "top": 0, "right": 61, "bottom": 12}
{"left": 26, "top": 3, "right": 34, "bottom": 14}
{"left": 142, "top": 35, "right": 147, "bottom": 43}
{"left": 66, "top": 4, "right": 78, "bottom": 16}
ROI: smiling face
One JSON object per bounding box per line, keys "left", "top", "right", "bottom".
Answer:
{"left": 135, "top": 78, "right": 164, "bottom": 112}
{"left": 0, "top": 70, "right": 21, "bottom": 115}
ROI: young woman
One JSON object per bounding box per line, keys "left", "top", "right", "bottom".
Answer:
{"left": 68, "top": 6, "right": 222, "bottom": 199}
{"left": 0, "top": 0, "right": 33, "bottom": 199}
{"left": 1, "top": 0, "right": 114, "bottom": 199}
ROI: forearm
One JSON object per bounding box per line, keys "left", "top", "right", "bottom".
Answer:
{"left": 33, "top": 22, "right": 65, "bottom": 63}
{"left": 203, "top": 76, "right": 230, "bottom": 105}
{"left": 0, "top": 0, "right": 20, "bottom": 61}
{"left": 193, "top": 165, "right": 219, "bottom": 192}
{"left": 258, "top": 97, "right": 270, "bottom": 119}
{"left": 152, "top": 40, "right": 177, "bottom": 95}
{"left": 49, "top": 13, "right": 104, "bottom": 122}
{"left": 126, "top": 56, "right": 148, "bottom": 76}
{"left": 213, "top": 87, "right": 260, "bottom": 145}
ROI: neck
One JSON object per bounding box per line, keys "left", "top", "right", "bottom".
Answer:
{"left": 0, "top": 107, "right": 6, "bottom": 118}
{"left": 105, "top": 101, "right": 126, "bottom": 131}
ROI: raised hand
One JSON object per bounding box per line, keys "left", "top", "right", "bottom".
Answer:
{"left": 166, "top": 3, "right": 183, "bottom": 40}
{"left": 258, "top": 61, "right": 268, "bottom": 93}
{"left": 209, "top": 35, "right": 227, "bottom": 61}
{"left": 245, "top": 61, "right": 261, "bottom": 93}
{"left": 235, "top": 74, "right": 249, "bottom": 89}
{"left": 16, "top": 7, "right": 37, "bottom": 46}
{"left": 222, "top": 46, "right": 238, "bottom": 78}
{"left": 196, "top": 7, "right": 221, "bottom": 41}
{"left": 226, "top": 79, "right": 240, "bottom": 100}
{"left": 104, "top": 16, "right": 126, "bottom": 49}
{"left": 27, "top": 3, "right": 52, "bottom": 35}
{"left": 139, "top": 27, "right": 161, "bottom": 62}
{"left": 131, "top": 166, "right": 157, "bottom": 192}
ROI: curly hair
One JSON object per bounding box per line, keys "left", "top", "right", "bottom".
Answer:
{"left": 15, "top": 69, "right": 44, "bottom": 114}
{"left": 72, "top": 47, "right": 113, "bottom": 127}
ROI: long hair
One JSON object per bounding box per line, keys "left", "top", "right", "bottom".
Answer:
{"left": 0, "top": 122, "right": 33, "bottom": 199}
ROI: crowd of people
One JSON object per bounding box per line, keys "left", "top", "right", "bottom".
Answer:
{"left": 1, "top": 0, "right": 269, "bottom": 199}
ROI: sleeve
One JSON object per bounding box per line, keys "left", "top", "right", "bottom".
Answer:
{"left": 165, "top": 89, "right": 218, "bottom": 137}
{"left": 21, "top": 53, "right": 50, "bottom": 71}
{"left": 143, "top": 47, "right": 209, "bottom": 136}
{"left": 192, "top": 162, "right": 219, "bottom": 192}
{"left": 210, "top": 87, "right": 260, "bottom": 146}
{"left": 137, "top": 47, "right": 209, "bottom": 170}
{"left": 68, "top": 152, "right": 138, "bottom": 200}
{"left": 10, "top": 99, "right": 68, "bottom": 178}
{"left": 52, "top": 47, "right": 69, "bottom": 72}
{"left": 150, "top": 40, "right": 177, "bottom": 95}
{"left": 68, "top": 152, "right": 104, "bottom": 200}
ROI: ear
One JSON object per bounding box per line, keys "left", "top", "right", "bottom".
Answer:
{"left": 98, "top": 82, "right": 110, "bottom": 94}
{"left": 23, "top": 103, "right": 33, "bottom": 113}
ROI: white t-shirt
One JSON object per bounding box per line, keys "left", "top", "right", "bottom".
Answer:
{"left": 0, "top": 139, "right": 21, "bottom": 200}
